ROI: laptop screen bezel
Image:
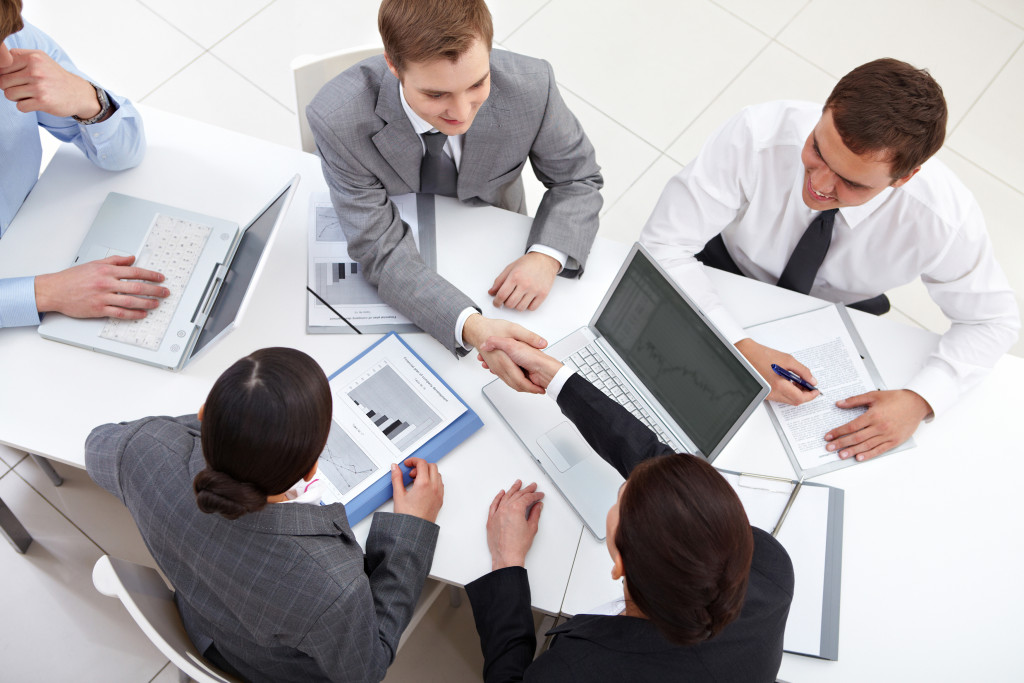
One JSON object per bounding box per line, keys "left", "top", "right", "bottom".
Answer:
{"left": 187, "top": 175, "right": 299, "bottom": 365}
{"left": 588, "top": 243, "right": 769, "bottom": 462}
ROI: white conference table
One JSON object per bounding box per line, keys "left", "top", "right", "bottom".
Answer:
{"left": 0, "top": 106, "right": 627, "bottom": 616}
{"left": 560, "top": 270, "right": 1024, "bottom": 681}
{"left": 3, "top": 106, "right": 1022, "bottom": 680}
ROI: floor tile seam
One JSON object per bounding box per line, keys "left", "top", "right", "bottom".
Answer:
{"left": 772, "top": 0, "right": 815, "bottom": 38}
{"left": 3, "top": 451, "right": 30, "bottom": 470}
{"left": 769, "top": 39, "right": 840, "bottom": 82}
{"left": 136, "top": 0, "right": 276, "bottom": 52}
{"left": 138, "top": 51, "right": 210, "bottom": 102}
{"left": 704, "top": 0, "right": 781, "bottom": 41}
{"left": 948, "top": 38, "right": 1024, "bottom": 139}
{"left": 942, "top": 146, "right": 1024, "bottom": 200}
{"left": 660, "top": 39, "right": 773, "bottom": 162}
{"left": 598, "top": 152, "right": 667, "bottom": 220}
{"left": 497, "top": 0, "right": 554, "bottom": 44}
{"left": 133, "top": 0, "right": 207, "bottom": 52}
{"left": 971, "top": 0, "right": 1024, "bottom": 32}
{"left": 8, "top": 466, "right": 108, "bottom": 555}
{"left": 889, "top": 305, "right": 929, "bottom": 332}
{"left": 205, "top": 52, "right": 298, "bottom": 115}
{"left": 551, "top": 82, "right": 664, "bottom": 156}
{"left": 147, "top": 660, "right": 174, "bottom": 683}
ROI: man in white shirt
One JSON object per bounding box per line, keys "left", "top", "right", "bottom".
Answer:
{"left": 641, "top": 58, "right": 1019, "bottom": 463}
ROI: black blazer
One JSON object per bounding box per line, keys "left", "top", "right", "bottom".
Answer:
{"left": 466, "top": 373, "right": 794, "bottom": 683}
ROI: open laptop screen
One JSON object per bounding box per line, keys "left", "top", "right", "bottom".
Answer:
{"left": 193, "top": 185, "right": 291, "bottom": 355}
{"left": 595, "top": 250, "right": 764, "bottom": 458}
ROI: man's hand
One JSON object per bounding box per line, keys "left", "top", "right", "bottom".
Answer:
{"left": 735, "top": 337, "right": 819, "bottom": 405}
{"left": 825, "top": 389, "right": 931, "bottom": 462}
{"left": 391, "top": 457, "right": 444, "bottom": 523}
{"left": 488, "top": 252, "right": 560, "bottom": 312}
{"left": 35, "top": 255, "right": 168, "bottom": 319}
{"left": 478, "top": 337, "right": 563, "bottom": 391}
{"left": 0, "top": 49, "right": 103, "bottom": 119}
{"left": 464, "top": 314, "right": 547, "bottom": 394}
{"left": 486, "top": 480, "right": 544, "bottom": 571}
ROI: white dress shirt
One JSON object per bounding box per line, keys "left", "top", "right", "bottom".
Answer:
{"left": 398, "top": 83, "right": 568, "bottom": 349}
{"left": 640, "top": 100, "right": 1019, "bottom": 417}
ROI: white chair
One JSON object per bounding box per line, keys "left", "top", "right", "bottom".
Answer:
{"left": 93, "top": 554, "right": 449, "bottom": 681}
{"left": 291, "top": 45, "right": 384, "bottom": 153}
{"left": 92, "top": 555, "right": 239, "bottom": 683}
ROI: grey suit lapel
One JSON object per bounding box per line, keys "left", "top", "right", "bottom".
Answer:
{"left": 459, "top": 79, "right": 509, "bottom": 199}
{"left": 373, "top": 73, "right": 423, "bottom": 192}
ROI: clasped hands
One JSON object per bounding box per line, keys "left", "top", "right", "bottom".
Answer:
{"left": 735, "top": 338, "right": 932, "bottom": 462}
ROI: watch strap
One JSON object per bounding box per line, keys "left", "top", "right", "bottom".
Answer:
{"left": 72, "top": 82, "right": 113, "bottom": 125}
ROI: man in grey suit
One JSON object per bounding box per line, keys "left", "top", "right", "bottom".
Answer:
{"left": 308, "top": 0, "right": 603, "bottom": 394}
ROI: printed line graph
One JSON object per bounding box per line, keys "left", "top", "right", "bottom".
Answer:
{"left": 318, "top": 420, "right": 377, "bottom": 495}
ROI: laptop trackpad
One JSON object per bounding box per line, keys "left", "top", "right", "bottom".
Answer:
{"left": 78, "top": 245, "right": 131, "bottom": 264}
{"left": 537, "top": 422, "right": 591, "bottom": 473}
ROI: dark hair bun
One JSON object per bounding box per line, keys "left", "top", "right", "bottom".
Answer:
{"left": 193, "top": 468, "right": 267, "bottom": 520}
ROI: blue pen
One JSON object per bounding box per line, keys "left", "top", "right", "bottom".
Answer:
{"left": 771, "top": 364, "right": 823, "bottom": 395}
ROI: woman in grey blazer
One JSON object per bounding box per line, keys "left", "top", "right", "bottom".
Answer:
{"left": 86, "top": 347, "right": 444, "bottom": 682}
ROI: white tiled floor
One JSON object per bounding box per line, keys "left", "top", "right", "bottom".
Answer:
{"left": 6, "top": 0, "right": 1023, "bottom": 680}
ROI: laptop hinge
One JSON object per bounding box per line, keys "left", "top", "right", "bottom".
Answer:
{"left": 192, "top": 262, "right": 228, "bottom": 326}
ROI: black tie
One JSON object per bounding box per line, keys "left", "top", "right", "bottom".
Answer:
{"left": 419, "top": 132, "right": 458, "bottom": 197}
{"left": 777, "top": 209, "right": 838, "bottom": 294}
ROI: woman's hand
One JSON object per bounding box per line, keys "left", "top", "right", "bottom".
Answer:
{"left": 486, "top": 480, "right": 544, "bottom": 570}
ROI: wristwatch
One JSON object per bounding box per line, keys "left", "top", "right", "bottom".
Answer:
{"left": 72, "top": 82, "right": 114, "bottom": 125}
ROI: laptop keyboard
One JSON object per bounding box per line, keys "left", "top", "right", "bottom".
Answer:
{"left": 100, "top": 214, "right": 213, "bottom": 350}
{"left": 566, "top": 344, "right": 683, "bottom": 453}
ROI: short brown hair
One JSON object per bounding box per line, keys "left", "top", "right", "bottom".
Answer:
{"left": 616, "top": 453, "right": 754, "bottom": 645}
{"left": 825, "top": 58, "right": 947, "bottom": 179}
{"left": 1, "top": 0, "right": 25, "bottom": 39}
{"left": 378, "top": 0, "right": 493, "bottom": 73}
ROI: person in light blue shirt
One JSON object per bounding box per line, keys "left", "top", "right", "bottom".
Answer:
{"left": 0, "top": 0, "right": 168, "bottom": 328}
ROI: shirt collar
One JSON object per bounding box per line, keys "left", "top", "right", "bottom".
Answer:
{"left": 398, "top": 81, "right": 438, "bottom": 135}
{"left": 838, "top": 185, "right": 894, "bottom": 229}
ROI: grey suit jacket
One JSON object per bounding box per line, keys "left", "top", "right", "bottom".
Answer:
{"left": 86, "top": 415, "right": 439, "bottom": 683}
{"left": 307, "top": 50, "right": 603, "bottom": 353}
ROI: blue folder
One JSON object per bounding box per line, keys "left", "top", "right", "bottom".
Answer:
{"left": 326, "top": 332, "right": 483, "bottom": 525}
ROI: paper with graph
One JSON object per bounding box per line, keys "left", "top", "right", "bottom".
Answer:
{"left": 307, "top": 192, "right": 434, "bottom": 333}
{"left": 317, "top": 334, "right": 468, "bottom": 506}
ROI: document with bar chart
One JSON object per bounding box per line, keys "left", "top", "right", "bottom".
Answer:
{"left": 316, "top": 333, "right": 483, "bottom": 524}
{"left": 306, "top": 192, "right": 435, "bottom": 334}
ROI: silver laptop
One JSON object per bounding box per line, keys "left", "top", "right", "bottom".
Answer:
{"left": 39, "top": 176, "right": 299, "bottom": 370}
{"left": 483, "top": 244, "right": 770, "bottom": 539}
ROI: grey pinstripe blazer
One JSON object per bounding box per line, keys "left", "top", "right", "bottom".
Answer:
{"left": 86, "top": 415, "right": 439, "bottom": 683}
{"left": 307, "top": 50, "right": 603, "bottom": 353}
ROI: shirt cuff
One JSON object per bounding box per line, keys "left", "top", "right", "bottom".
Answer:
{"left": 903, "top": 363, "right": 958, "bottom": 420}
{"left": 455, "top": 307, "right": 478, "bottom": 350}
{"left": 545, "top": 366, "right": 576, "bottom": 400}
{"left": 528, "top": 244, "right": 567, "bottom": 273}
{"left": 0, "top": 276, "right": 42, "bottom": 328}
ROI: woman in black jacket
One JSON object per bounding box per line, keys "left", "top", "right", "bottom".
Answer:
{"left": 466, "top": 338, "right": 795, "bottom": 683}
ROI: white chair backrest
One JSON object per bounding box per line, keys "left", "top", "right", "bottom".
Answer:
{"left": 92, "top": 555, "right": 238, "bottom": 683}
{"left": 292, "top": 45, "right": 385, "bottom": 153}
